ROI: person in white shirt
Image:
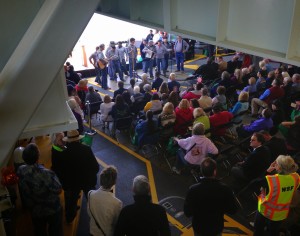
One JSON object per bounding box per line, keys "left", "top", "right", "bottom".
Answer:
{"left": 100, "top": 95, "right": 115, "bottom": 129}
{"left": 88, "top": 166, "right": 122, "bottom": 236}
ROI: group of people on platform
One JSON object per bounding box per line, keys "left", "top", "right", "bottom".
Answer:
{"left": 86, "top": 30, "right": 191, "bottom": 91}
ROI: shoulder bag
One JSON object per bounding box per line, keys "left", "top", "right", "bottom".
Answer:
{"left": 88, "top": 191, "right": 106, "bottom": 236}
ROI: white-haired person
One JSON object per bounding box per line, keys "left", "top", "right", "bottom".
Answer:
{"left": 139, "top": 73, "right": 151, "bottom": 94}
{"left": 193, "top": 108, "right": 210, "bottom": 136}
{"left": 167, "top": 73, "right": 181, "bottom": 93}
{"left": 172, "top": 123, "right": 218, "bottom": 174}
{"left": 254, "top": 155, "right": 300, "bottom": 236}
{"left": 114, "top": 175, "right": 171, "bottom": 236}
{"left": 88, "top": 166, "right": 122, "bottom": 236}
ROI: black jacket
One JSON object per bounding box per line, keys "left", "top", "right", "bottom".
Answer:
{"left": 242, "top": 146, "right": 271, "bottom": 180}
{"left": 114, "top": 195, "right": 171, "bottom": 236}
{"left": 62, "top": 142, "right": 99, "bottom": 190}
{"left": 184, "top": 178, "right": 238, "bottom": 236}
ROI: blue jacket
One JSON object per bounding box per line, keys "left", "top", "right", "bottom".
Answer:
{"left": 243, "top": 117, "right": 273, "bottom": 133}
{"left": 135, "top": 119, "right": 159, "bottom": 146}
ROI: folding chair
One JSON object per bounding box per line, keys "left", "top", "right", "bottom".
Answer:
{"left": 111, "top": 116, "right": 133, "bottom": 143}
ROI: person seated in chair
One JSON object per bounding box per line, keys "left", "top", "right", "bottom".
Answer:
{"left": 259, "top": 130, "right": 287, "bottom": 162}
{"left": 285, "top": 115, "right": 300, "bottom": 153}
{"left": 236, "top": 108, "right": 273, "bottom": 138}
{"left": 209, "top": 103, "right": 233, "bottom": 137}
{"left": 174, "top": 99, "right": 194, "bottom": 136}
{"left": 158, "top": 102, "right": 176, "bottom": 138}
{"left": 193, "top": 108, "right": 210, "bottom": 136}
{"left": 231, "top": 132, "right": 271, "bottom": 187}
{"left": 135, "top": 110, "right": 159, "bottom": 148}
{"left": 144, "top": 93, "right": 162, "bottom": 113}
{"left": 211, "top": 86, "right": 227, "bottom": 110}
{"left": 113, "top": 81, "right": 127, "bottom": 100}
{"left": 85, "top": 86, "right": 102, "bottom": 116}
{"left": 181, "top": 82, "right": 203, "bottom": 101}
{"left": 152, "top": 71, "right": 164, "bottom": 91}
{"left": 172, "top": 123, "right": 218, "bottom": 175}
{"left": 100, "top": 95, "right": 114, "bottom": 129}
{"left": 110, "top": 95, "right": 131, "bottom": 120}
{"left": 229, "top": 91, "right": 249, "bottom": 123}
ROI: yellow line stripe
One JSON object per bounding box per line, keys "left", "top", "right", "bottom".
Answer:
{"left": 184, "top": 65, "right": 200, "bottom": 70}
{"left": 224, "top": 215, "right": 253, "bottom": 235}
{"left": 86, "top": 78, "right": 114, "bottom": 93}
{"left": 184, "top": 54, "right": 206, "bottom": 64}
{"left": 95, "top": 157, "right": 108, "bottom": 168}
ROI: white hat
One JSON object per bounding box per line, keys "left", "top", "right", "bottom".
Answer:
{"left": 63, "top": 130, "right": 84, "bottom": 142}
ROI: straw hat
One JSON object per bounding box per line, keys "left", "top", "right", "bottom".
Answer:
{"left": 63, "top": 130, "right": 84, "bottom": 142}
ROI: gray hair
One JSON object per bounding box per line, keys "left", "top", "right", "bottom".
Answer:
{"left": 133, "top": 86, "right": 140, "bottom": 94}
{"left": 192, "top": 122, "right": 205, "bottom": 135}
{"left": 143, "top": 84, "right": 152, "bottom": 93}
{"left": 276, "top": 155, "right": 298, "bottom": 175}
{"left": 133, "top": 175, "right": 150, "bottom": 196}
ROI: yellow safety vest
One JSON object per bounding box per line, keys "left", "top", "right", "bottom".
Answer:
{"left": 258, "top": 173, "right": 300, "bottom": 221}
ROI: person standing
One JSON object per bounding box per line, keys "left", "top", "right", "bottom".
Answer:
{"left": 51, "top": 132, "right": 66, "bottom": 185}
{"left": 184, "top": 158, "right": 238, "bottom": 236}
{"left": 117, "top": 41, "right": 129, "bottom": 76}
{"left": 146, "top": 29, "right": 154, "bottom": 42}
{"left": 142, "top": 40, "right": 156, "bottom": 79}
{"left": 106, "top": 43, "right": 124, "bottom": 82}
{"left": 62, "top": 130, "right": 99, "bottom": 223}
{"left": 163, "top": 37, "right": 172, "bottom": 73}
{"left": 127, "top": 38, "right": 138, "bottom": 80}
{"left": 140, "top": 39, "right": 148, "bottom": 74}
{"left": 88, "top": 166, "right": 122, "bottom": 236}
{"left": 89, "top": 46, "right": 102, "bottom": 84}
{"left": 155, "top": 40, "right": 167, "bottom": 77}
{"left": 98, "top": 44, "right": 110, "bottom": 90}
{"left": 174, "top": 35, "right": 189, "bottom": 73}
{"left": 17, "top": 143, "right": 63, "bottom": 236}
{"left": 114, "top": 175, "right": 171, "bottom": 236}
{"left": 106, "top": 41, "right": 118, "bottom": 81}
{"left": 254, "top": 155, "right": 300, "bottom": 236}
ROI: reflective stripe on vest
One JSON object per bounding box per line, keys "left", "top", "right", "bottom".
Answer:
{"left": 258, "top": 173, "right": 300, "bottom": 221}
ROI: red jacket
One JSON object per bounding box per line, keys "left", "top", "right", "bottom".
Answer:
{"left": 182, "top": 92, "right": 201, "bottom": 101}
{"left": 264, "top": 86, "right": 285, "bottom": 105}
{"left": 174, "top": 107, "right": 193, "bottom": 135}
{"left": 209, "top": 111, "right": 233, "bottom": 136}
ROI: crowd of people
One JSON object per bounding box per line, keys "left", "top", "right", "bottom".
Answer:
{"left": 14, "top": 29, "right": 300, "bottom": 236}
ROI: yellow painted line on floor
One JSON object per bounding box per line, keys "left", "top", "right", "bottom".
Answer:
{"left": 224, "top": 215, "right": 253, "bottom": 235}
{"left": 95, "top": 157, "right": 109, "bottom": 168}
{"left": 86, "top": 78, "right": 114, "bottom": 95}
{"left": 184, "top": 54, "right": 207, "bottom": 64}
{"left": 184, "top": 65, "right": 200, "bottom": 70}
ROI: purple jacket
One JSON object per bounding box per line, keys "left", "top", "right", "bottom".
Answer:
{"left": 243, "top": 117, "right": 273, "bottom": 133}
